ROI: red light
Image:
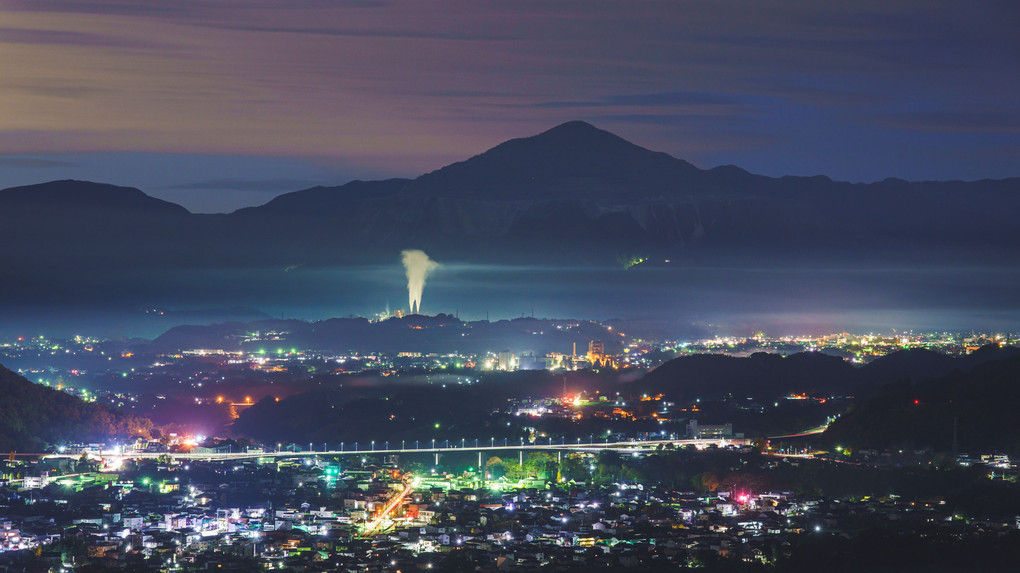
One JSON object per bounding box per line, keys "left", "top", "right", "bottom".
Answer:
{"left": 913, "top": 399, "right": 919, "bottom": 405}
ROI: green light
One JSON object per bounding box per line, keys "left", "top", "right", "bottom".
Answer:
{"left": 434, "top": 423, "right": 440, "bottom": 429}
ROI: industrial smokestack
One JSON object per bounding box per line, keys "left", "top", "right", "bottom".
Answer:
{"left": 401, "top": 249, "right": 440, "bottom": 314}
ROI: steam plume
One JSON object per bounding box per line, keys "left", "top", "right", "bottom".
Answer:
{"left": 401, "top": 249, "right": 440, "bottom": 314}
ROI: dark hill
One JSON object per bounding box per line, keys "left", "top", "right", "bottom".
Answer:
{"left": 823, "top": 353, "right": 1020, "bottom": 454}
{"left": 0, "top": 179, "right": 190, "bottom": 215}
{"left": 957, "top": 342, "right": 1020, "bottom": 369}
{"left": 0, "top": 364, "right": 152, "bottom": 451}
{"left": 0, "top": 179, "right": 199, "bottom": 274}
{"left": 634, "top": 351, "right": 858, "bottom": 400}
{"left": 635, "top": 345, "right": 1020, "bottom": 403}
{"left": 857, "top": 344, "right": 1020, "bottom": 393}
{"left": 857, "top": 349, "right": 958, "bottom": 390}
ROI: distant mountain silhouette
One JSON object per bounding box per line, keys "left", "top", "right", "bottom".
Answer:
{"left": 225, "top": 121, "right": 1020, "bottom": 265}
{"left": 1, "top": 122, "right": 1018, "bottom": 297}
{"left": 407, "top": 120, "right": 702, "bottom": 201}
{"left": 0, "top": 179, "right": 196, "bottom": 275}
{"left": 232, "top": 178, "right": 410, "bottom": 216}
{"left": 0, "top": 179, "right": 189, "bottom": 215}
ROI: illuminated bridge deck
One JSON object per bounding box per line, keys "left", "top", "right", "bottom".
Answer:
{"left": 39, "top": 438, "right": 752, "bottom": 462}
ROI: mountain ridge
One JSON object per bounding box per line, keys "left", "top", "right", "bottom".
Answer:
{"left": 0, "top": 179, "right": 191, "bottom": 215}
{"left": 0, "top": 121, "right": 1018, "bottom": 290}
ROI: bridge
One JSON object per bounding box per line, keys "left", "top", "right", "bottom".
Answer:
{"left": 31, "top": 437, "right": 751, "bottom": 463}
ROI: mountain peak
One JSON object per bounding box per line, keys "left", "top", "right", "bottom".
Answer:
{"left": 540, "top": 120, "right": 602, "bottom": 135}
{"left": 411, "top": 121, "right": 699, "bottom": 199}
{"left": 522, "top": 120, "right": 650, "bottom": 152}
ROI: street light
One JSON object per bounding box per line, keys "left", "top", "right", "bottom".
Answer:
{"left": 491, "top": 437, "right": 495, "bottom": 447}
{"left": 371, "top": 440, "right": 375, "bottom": 451}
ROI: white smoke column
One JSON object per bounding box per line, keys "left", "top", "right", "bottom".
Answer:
{"left": 401, "top": 249, "right": 440, "bottom": 314}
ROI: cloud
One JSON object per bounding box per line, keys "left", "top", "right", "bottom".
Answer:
{"left": 11, "top": 84, "right": 110, "bottom": 100}
{"left": 0, "top": 157, "right": 76, "bottom": 168}
{"left": 0, "top": 0, "right": 1016, "bottom": 183}
{"left": 199, "top": 23, "right": 518, "bottom": 42}
{"left": 521, "top": 91, "right": 738, "bottom": 109}
{"left": 3, "top": 0, "right": 184, "bottom": 17}
{"left": 0, "top": 26, "right": 164, "bottom": 49}
{"left": 870, "top": 109, "right": 1020, "bottom": 134}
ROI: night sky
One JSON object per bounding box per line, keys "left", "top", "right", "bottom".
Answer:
{"left": 1, "top": 1, "right": 1017, "bottom": 213}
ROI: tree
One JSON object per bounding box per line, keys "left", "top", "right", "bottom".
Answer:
{"left": 697, "top": 471, "right": 720, "bottom": 492}
{"left": 560, "top": 454, "right": 589, "bottom": 483}
{"left": 524, "top": 452, "right": 554, "bottom": 479}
